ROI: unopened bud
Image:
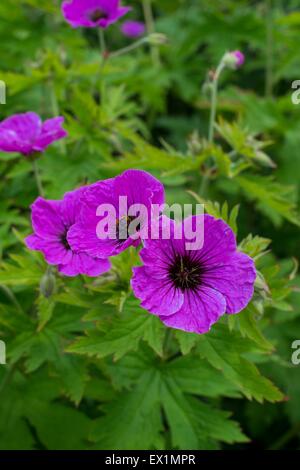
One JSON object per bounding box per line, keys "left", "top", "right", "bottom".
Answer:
{"left": 40, "top": 270, "right": 56, "bottom": 298}
{"left": 253, "top": 151, "right": 276, "bottom": 168}
{"left": 223, "top": 50, "right": 245, "bottom": 70}
{"left": 188, "top": 131, "right": 203, "bottom": 155}
{"left": 146, "top": 33, "right": 168, "bottom": 46}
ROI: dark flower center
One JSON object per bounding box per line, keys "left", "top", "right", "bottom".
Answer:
{"left": 90, "top": 8, "right": 108, "bottom": 22}
{"left": 169, "top": 254, "right": 204, "bottom": 292}
{"left": 116, "top": 215, "right": 141, "bottom": 241}
{"left": 60, "top": 231, "right": 70, "bottom": 250}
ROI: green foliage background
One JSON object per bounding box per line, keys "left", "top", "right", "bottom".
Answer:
{"left": 0, "top": 0, "right": 300, "bottom": 450}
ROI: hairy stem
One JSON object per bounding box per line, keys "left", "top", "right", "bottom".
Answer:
{"left": 110, "top": 38, "right": 147, "bottom": 59}
{"left": 32, "top": 159, "right": 44, "bottom": 197}
{"left": 98, "top": 28, "right": 106, "bottom": 55}
{"left": 208, "top": 62, "right": 225, "bottom": 143}
{"left": 200, "top": 61, "right": 225, "bottom": 196}
{"left": 142, "top": 0, "right": 160, "bottom": 65}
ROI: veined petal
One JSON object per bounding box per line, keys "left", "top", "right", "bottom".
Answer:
{"left": 131, "top": 266, "right": 184, "bottom": 316}
{"left": 25, "top": 234, "right": 72, "bottom": 265}
{"left": 33, "top": 117, "right": 67, "bottom": 152}
{"left": 0, "top": 112, "right": 41, "bottom": 155}
{"left": 30, "top": 197, "right": 65, "bottom": 240}
{"left": 160, "top": 287, "right": 226, "bottom": 334}
{"left": 202, "top": 251, "right": 256, "bottom": 314}
{"left": 58, "top": 252, "right": 111, "bottom": 277}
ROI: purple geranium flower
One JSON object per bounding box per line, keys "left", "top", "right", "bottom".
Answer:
{"left": 68, "top": 169, "right": 165, "bottom": 258}
{"left": 25, "top": 188, "right": 111, "bottom": 277}
{"left": 131, "top": 215, "right": 256, "bottom": 334}
{"left": 62, "top": 0, "right": 131, "bottom": 29}
{"left": 0, "top": 112, "right": 67, "bottom": 156}
{"left": 121, "top": 21, "right": 145, "bottom": 38}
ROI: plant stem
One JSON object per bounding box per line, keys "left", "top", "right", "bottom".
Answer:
{"left": 98, "top": 28, "right": 106, "bottom": 55}
{"left": 199, "top": 174, "right": 209, "bottom": 197}
{"left": 32, "top": 159, "right": 44, "bottom": 197}
{"left": 50, "top": 81, "right": 59, "bottom": 117}
{"left": 142, "top": 0, "right": 160, "bottom": 65}
{"left": 208, "top": 62, "right": 225, "bottom": 144}
{"left": 110, "top": 38, "right": 147, "bottom": 59}
{"left": 265, "top": 0, "right": 274, "bottom": 98}
{"left": 93, "top": 29, "right": 108, "bottom": 95}
{"left": 200, "top": 61, "right": 225, "bottom": 197}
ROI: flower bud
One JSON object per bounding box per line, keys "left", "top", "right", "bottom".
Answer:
{"left": 223, "top": 50, "right": 245, "bottom": 70}
{"left": 40, "top": 270, "right": 56, "bottom": 298}
{"left": 187, "top": 131, "right": 203, "bottom": 155}
{"left": 146, "top": 33, "right": 168, "bottom": 46}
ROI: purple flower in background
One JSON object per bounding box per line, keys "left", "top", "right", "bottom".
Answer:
{"left": 232, "top": 50, "right": 245, "bottom": 68}
{"left": 223, "top": 50, "right": 245, "bottom": 70}
{"left": 132, "top": 215, "right": 256, "bottom": 334}
{"left": 25, "top": 188, "right": 111, "bottom": 277}
{"left": 121, "top": 21, "right": 145, "bottom": 38}
{"left": 62, "top": 0, "right": 131, "bottom": 29}
{"left": 68, "top": 169, "right": 165, "bottom": 258}
{"left": 0, "top": 112, "right": 67, "bottom": 156}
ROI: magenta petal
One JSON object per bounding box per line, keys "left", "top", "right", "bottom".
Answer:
{"left": 121, "top": 21, "right": 145, "bottom": 38}
{"left": 198, "top": 215, "right": 237, "bottom": 265}
{"left": 114, "top": 169, "right": 165, "bottom": 208}
{"left": 59, "top": 186, "right": 86, "bottom": 228}
{"left": 58, "top": 252, "right": 111, "bottom": 277}
{"left": 131, "top": 214, "right": 256, "bottom": 334}
{"left": 233, "top": 50, "right": 245, "bottom": 68}
{"left": 202, "top": 251, "right": 256, "bottom": 314}
{"left": 69, "top": 170, "right": 165, "bottom": 258}
{"left": 67, "top": 223, "right": 116, "bottom": 258}
{"left": 62, "top": 0, "right": 99, "bottom": 28}
{"left": 76, "top": 178, "right": 115, "bottom": 229}
{"left": 0, "top": 129, "right": 33, "bottom": 154}
{"left": 131, "top": 266, "right": 184, "bottom": 316}
{"left": 160, "top": 287, "right": 226, "bottom": 334}
{"left": 26, "top": 188, "right": 112, "bottom": 278}
{"left": 106, "top": 6, "right": 131, "bottom": 24}
{"left": 30, "top": 197, "right": 66, "bottom": 239}
{"left": 0, "top": 112, "right": 67, "bottom": 155}
{"left": 0, "top": 112, "right": 41, "bottom": 155}
{"left": 25, "top": 234, "right": 72, "bottom": 265}
{"left": 33, "top": 117, "right": 67, "bottom": 152}
{"left": 0, "top": 112, "right": 41, "bottom": 140}
{"left": 99, "top": 0, "right": 119, "bottom": 10}
{"left": 62, "top": 0, "right": 130, "bottom": 29}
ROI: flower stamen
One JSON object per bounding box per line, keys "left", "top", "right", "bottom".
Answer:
{"left": 60, "top": 231, "right": 71, "bottom": 250}
{"left": 116, "top": 215, "right": 141, "bottom": 241}
{"left": 169, "top": 254, "right": 203, "bottom": 292}
{"left": 89, "top": 8, "right": 108, "bottom": 22}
